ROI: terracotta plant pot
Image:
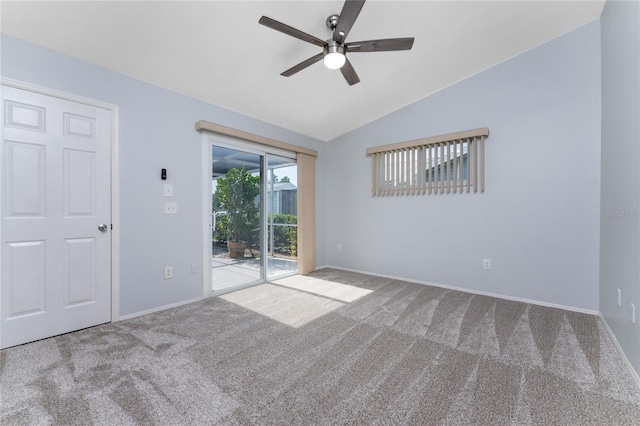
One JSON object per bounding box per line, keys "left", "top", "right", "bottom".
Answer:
{"left": 227, "top": 241, "right": 247, "bottom": 259}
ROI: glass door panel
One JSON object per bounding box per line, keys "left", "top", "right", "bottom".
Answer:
{"left": 266, "top": 155, "right": 298, "bottom": 280}
{"left": 211, "top": 145, "right": 263, "bottom": 292}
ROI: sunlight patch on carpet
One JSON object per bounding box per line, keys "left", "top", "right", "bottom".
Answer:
{"left": 273, "top": 275, "right": 373, "bottom": 302}
{"left": 219, "top": 277, "right": 372, "bottom": 327}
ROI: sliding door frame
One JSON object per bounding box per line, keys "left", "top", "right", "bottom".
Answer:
{"left": 201, "top": 133, "right": 297, "bottom": 297}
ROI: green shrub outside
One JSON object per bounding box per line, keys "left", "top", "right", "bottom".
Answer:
{"left": 212, "top": 213, "right": 297, "bottom": 257}
{"left": 270, "top": 213, "right": 297, "bottom": 256}
{"left": 213, "top": 214, "right": 228, "bottom": 244}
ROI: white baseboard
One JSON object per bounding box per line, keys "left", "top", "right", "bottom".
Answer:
{"left": 118, "top": 297, "right": 203, "bottom": 321}
{"left": 317, "top": 265, "right": 599, "bottom": 316}
{"left": 599, "top": 315, "right": 640, "bottom": 388}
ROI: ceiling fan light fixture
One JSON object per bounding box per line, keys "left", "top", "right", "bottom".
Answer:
{"left": 324, "top": 41, "right": 346, "bottom": 69}
{"left": 259, "top": 0, "right": 415, "bottom": 85}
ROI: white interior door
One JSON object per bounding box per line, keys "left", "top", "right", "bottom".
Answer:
{"left": 1, "top": 85, "right": 111, "bottom": 348}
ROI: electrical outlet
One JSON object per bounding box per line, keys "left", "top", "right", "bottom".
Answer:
{"left": 164, "top": 202, "right": 177, "bottom": 214}
{"left": 617, "top": 288, "right": 622, "bottom": 307}
{"left": 483, "top": 259, "right": 491, "bottom": 270}
{"left": 337, "top": 244, "right": 342, "bottom": 252}
{"left": 164, "top": 266, "right": 173, "bottom": 279}
{"left": 191, "top": 263, "right": 198, "bottom": 274}
{"left": 631, "top": 303, "right": 636, "bottom": 324}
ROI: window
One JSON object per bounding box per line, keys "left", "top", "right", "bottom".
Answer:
{"left": 367, "top": 127, "right": 489, "bottom": 196}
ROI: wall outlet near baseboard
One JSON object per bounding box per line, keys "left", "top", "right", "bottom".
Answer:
{"left": 483, "top": 259, "right": 491, "bottom": 270}
{"left": 164, "top": 266, "right": 173, "bottom": 279}
{"left": 191, "top": 263, "right": 198, "bottom": 274}
{"left": 337, "top": 244, "right": 342, "bottom": 252}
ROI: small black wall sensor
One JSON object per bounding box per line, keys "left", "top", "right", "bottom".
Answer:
{"left": 161, "top": 168, "right": 167, "bottom": 180}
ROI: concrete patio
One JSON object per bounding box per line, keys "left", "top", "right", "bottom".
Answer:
{"left": 211, "top": 244, "right": 298, "bottom": 292}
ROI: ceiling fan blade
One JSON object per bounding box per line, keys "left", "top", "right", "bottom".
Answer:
{"left": 333, "top": 0, "right": 366, "bottom": 44}
{"left": 259, "top": 16, "right": 327, "bottom": 48}
{"left": 340, "top": 58, "right": 360, "bottom": 86}
{"left": 345, "top": 37, "right": 414, "bottom": 52}
{"left": 281, "top": 53, "right": 324, "bottom": 77}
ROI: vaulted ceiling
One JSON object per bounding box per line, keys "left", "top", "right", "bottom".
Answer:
{"left": 1, "top": 1, "right": 606, "bottom": 141}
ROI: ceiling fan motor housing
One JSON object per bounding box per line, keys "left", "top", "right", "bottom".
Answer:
{"left": 325, "top": 40, "right": 345, "bottom": 56}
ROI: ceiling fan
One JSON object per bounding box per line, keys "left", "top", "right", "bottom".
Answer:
{"left": 259, "top": 0, "right": 414, "bottom": 86}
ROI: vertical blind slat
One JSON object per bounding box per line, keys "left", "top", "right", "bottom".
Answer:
{"left": 399, "top": 149, "right": 403, "bottom": 196}
{"left": 412, "top": 148, "right": 417, "bottom": 195}
{"left": 439, "top": 143, "right": 444, "bottom": 194}
{"left": 381, "top": 152, "right": 384, "bottom": 197}
{"left": 389, "top": 151, "right": 393, "bottom": 197}
{"left": 467, "top": 138, "right": 471, "bottom": 193}
{"left": 409, "top": 148, "right": 413, "bottom": 195}
{"left": 372, "top": 152, "right": 377, "bottom": 196}
{"left": 377, "top": 153, "right": 380, "bottom": 197}
{"left": 385, "top": 152, "right": 389, "bottom": 196}
{"left": 406, "top": 148, "right": 410, "bottom": 196}
{"left": 453, "top": 139, "right": 458, "bottom": 194}
{"left": 392, "top": 150, "right": 396, "bottom": 197}
{"left": 394, "top": 150, "right": 399, "bottom": 196}
{"left": 433, "top": 144, "right": 437, "bottom": 195}
{"left": 428, "top": 144, "right": 433, "bottom": 195}
{"left": 402, "top": 149, "right": 406, "bottom": 196}
{"left": 411, "top": 148, "right": 415, "bottom": 195}
{"left": 388, "top": 151, "right": 392, "bottom": 197}
{"left": 473, "top": 136, "right": 478, "bottom": 193}
{"left": 446, "top": 141, "right": 451, "bottom": 194}
{"left": 435, "top": 143, "right": 438, "bottom": 194}
{"left": 419, "top": 146, "right": 425, "bottom": 194}
{"left": 376, "top": 152, "right": 380, "bottom": 196}
{"left": 480, "top": 135, "right": 485, "bottom": 193}
{"left": 445, "top": 142, "right": 449, "bottom": 193}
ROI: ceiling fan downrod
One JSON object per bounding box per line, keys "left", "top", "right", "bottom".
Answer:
{"left": 326, "top": 14, "right": 346, "bottom": 43}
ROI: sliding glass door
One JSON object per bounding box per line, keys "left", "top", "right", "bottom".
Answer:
{"left": 209, "top": 140, "right": 297, "bottom": 294}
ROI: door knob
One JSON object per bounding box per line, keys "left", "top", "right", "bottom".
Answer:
{"left": 98, "top": 224, "right": 108, "bottom": 232}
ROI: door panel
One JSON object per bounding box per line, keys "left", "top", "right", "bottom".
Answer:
{"left": 1, "top": 85, "right": 111, "bottom": 348}
{"left": 64, "top": 237, "right": 97, "bottom": 307}
{"left": 64, "top": 149, "right": 96, "bottom": 216}
{"left": 266, "top": 155, "right": 298, "bottom": 280}
{"left": 211, "top": 145, "right": 263, "bottom": 292}
{"left": 4, "top": 141, "right": 45, "bottom": 217}
{"left": 5, "top": 240, "right": 46, "bottom": 318}
{"left": 4, "top": 100, "right": 46, "bottom": 132}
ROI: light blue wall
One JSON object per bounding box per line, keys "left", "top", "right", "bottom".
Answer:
{"left": 325, "top": 21, "right": 602, "bottom": 310}
{"left": 600, "top": 0, "right": 640, "bottom": 375}
{"left": 0, "top": 34, "right": 326, "bottom": 316}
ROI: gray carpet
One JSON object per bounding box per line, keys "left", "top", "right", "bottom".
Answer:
{"left": 2, "top": 268, "right": 640, "bottom": 425}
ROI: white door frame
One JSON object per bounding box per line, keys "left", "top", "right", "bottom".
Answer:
{"left": 0, "top": 77, "right": 121, "bottom": 322}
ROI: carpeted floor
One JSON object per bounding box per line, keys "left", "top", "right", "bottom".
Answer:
{"left": 1, "top": 268, "right": 640, "bottom": 425}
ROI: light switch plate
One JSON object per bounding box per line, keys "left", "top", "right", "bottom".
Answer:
{"left": 164, "top": 184, "right": 173, "bottom": 197}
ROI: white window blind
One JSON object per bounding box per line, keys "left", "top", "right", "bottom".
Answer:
{"left": 366, "top": 127, "right": 489, "bottom": 197}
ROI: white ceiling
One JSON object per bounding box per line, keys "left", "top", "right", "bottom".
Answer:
{"left": 1, "top": 1, "right": 605, "bottom": 141}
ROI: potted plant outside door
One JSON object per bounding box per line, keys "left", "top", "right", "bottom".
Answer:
{"left": 214, "top": 166, "right": 260, "bottom": 259}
